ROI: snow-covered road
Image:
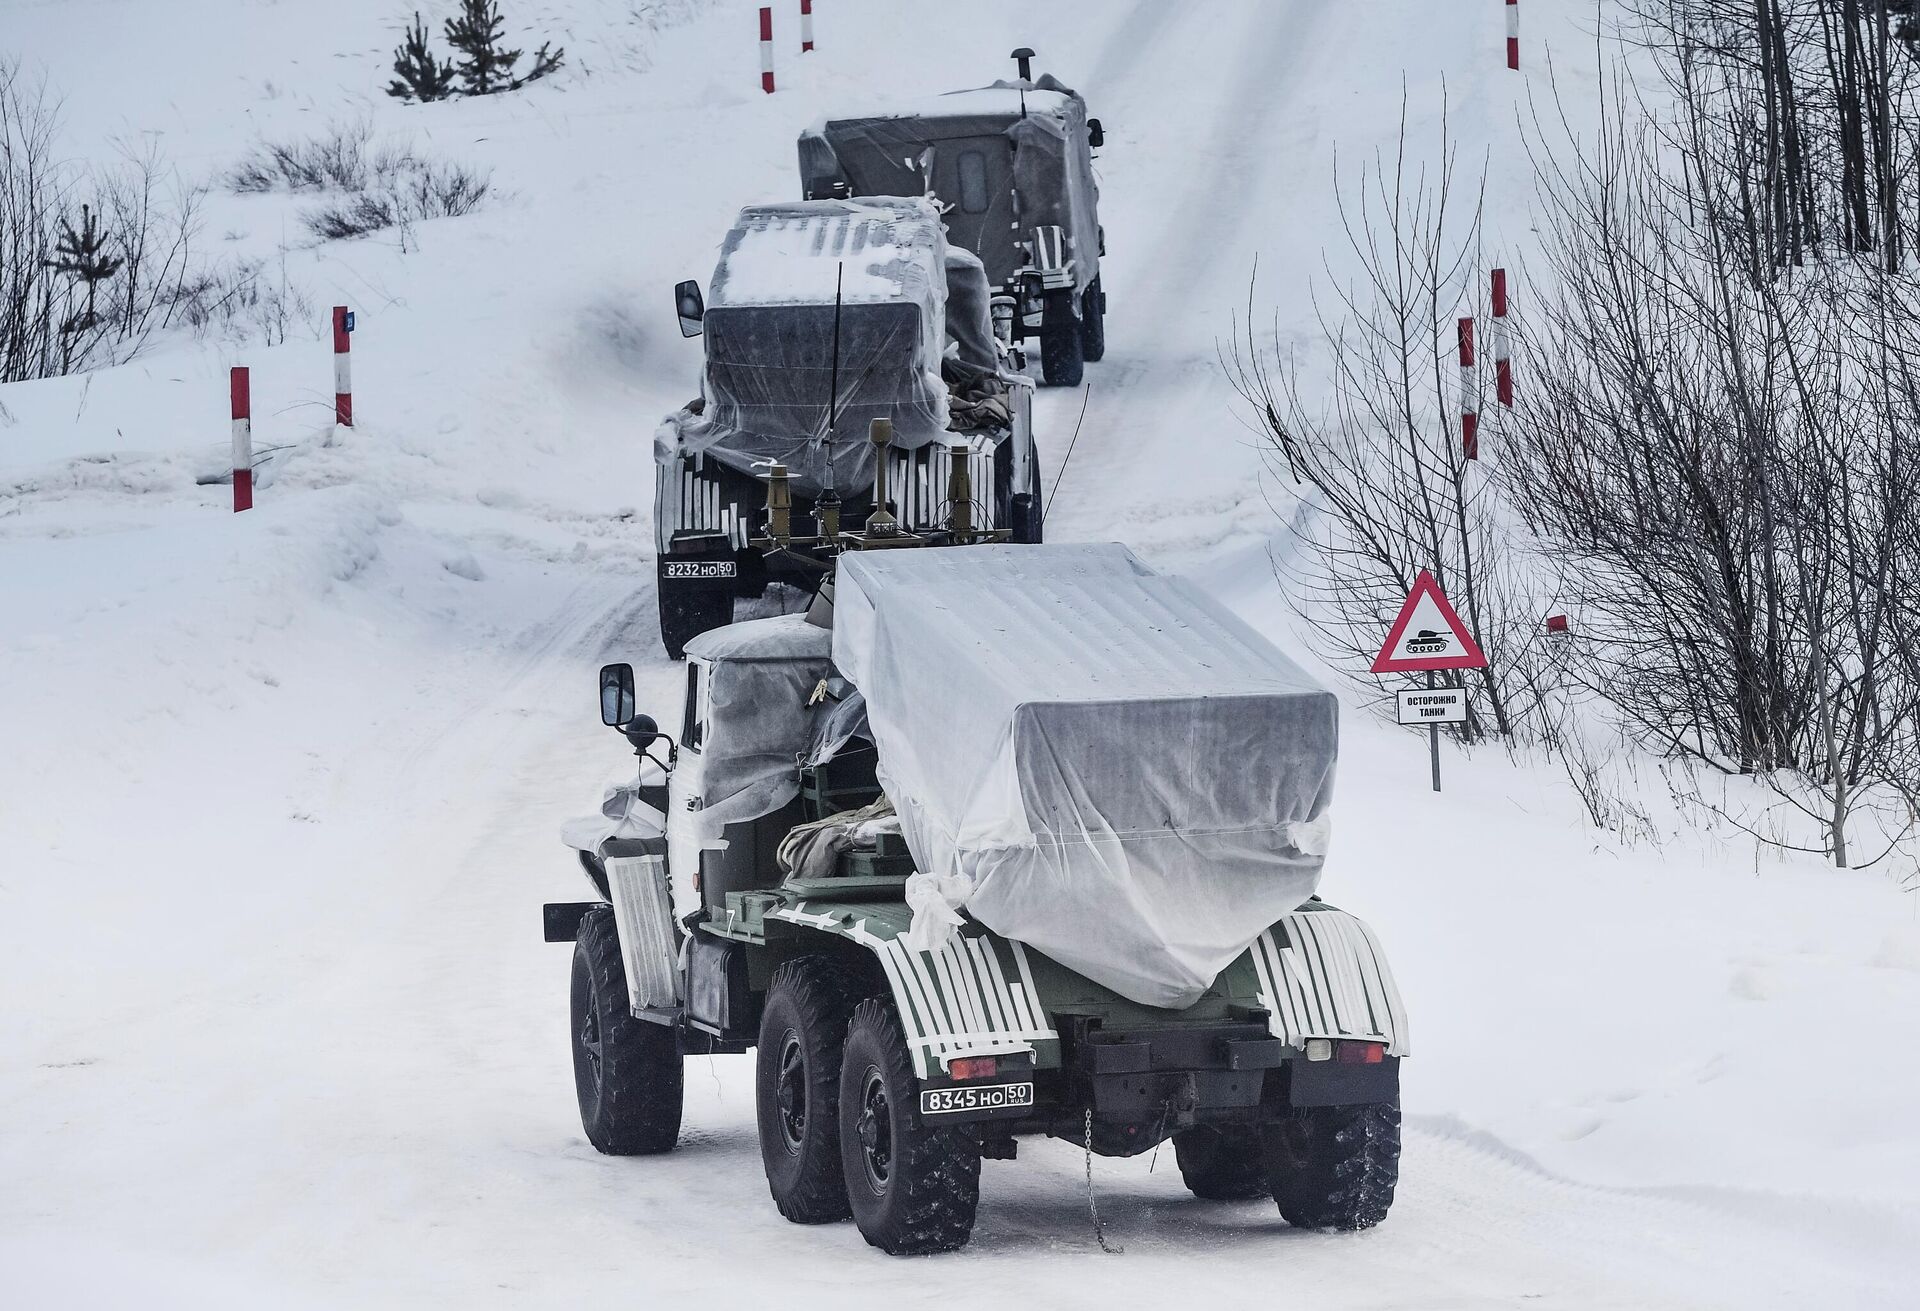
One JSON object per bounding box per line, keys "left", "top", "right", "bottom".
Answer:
{"left": 4, "top": 2, "right": 1917, "bottom": 1306}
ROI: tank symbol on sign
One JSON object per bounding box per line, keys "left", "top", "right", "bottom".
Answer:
{"left": 1405, "top": 629, "right": 1450, "bottom": 655}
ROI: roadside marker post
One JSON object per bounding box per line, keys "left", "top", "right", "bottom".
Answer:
{"left": 333, "top": 305, "right": 354, "bottom": 427}
{"left": 1458, "top": 317, "right": 1478, "bottom": 460}
{"left": 230, "top": 366, "right": 253, "bottom": 513}
{"left": 800, "top": 0, "right": 814, "bottom": 52}
{"left": 760, "top": 7, "right": 776, "bottom": 92}
{"left": 1506, "top": 0, "right": 1520, "bottom": 70}
{"left": 1491, "top": 269, "right": 1513, "bottom": 407}
{"left": 1372, "top": 570, "right": 1489, "bottom": 792}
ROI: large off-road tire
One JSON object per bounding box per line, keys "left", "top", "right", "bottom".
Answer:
{"left": 1038, "top": 289, "right": 1084, "bottom": 387}
{"left": 656, "top": 578, "right": 733, "bottom": 660}
{"left": 571, "top": 906, "right": 683, "bottom": 1155}
{"left": 1079, "top": 276, "right": 1107, "bottom": 363}
{"left": 837, "top": 999, "right": 981, "bottom": 1255}
{"left": 1262, "top": 1100, "right": 1401, "bottom": 1230}
{"left": 1173, "top": 1124, "right": 1270, "bottom": 1201}
{"left": 756, "top": 958, "right": 860, "bottom": 1224}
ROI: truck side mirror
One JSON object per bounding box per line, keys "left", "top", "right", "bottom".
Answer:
{"left": 1087, "top": 118, "right": 1104, "bottom": 149}
{"left": 674, "top": 280, "right": 706, "bottom": 338}
{"left": 599, "top": 662, "right": 636, "bottom": 727}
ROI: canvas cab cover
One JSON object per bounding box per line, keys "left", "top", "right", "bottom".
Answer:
{"left": 667, "top": 197, "right": 952, "bottom": 497}
{"left": 799, "top": 77, "right": 1102, "bottom": 297}
{"left": 831, "top": 545, "right": 1339, "bottom": 1010}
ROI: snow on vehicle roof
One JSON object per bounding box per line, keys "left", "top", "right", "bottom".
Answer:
{"left": 813, "top": 85, "right": 1074, "bottom": 131}
{"left": 683, "top": 613, "right": 831, "bottom": 664}
{"left": 709, "top": 197, "right": 945, "bottom": 310}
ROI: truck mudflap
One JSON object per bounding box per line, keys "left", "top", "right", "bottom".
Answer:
{"left": 1246, "top": 906, "right": 1411, "bottom": 1056}
{"left": 767, "top": 903, "right": 1060, "bottom": 1079}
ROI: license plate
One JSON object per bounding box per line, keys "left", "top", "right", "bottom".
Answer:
{"left": 919, "top": 1081, "right": 1034, "bottom": 1116}
{"left": 664, "top": 560, "right": 737, "bottom": 579}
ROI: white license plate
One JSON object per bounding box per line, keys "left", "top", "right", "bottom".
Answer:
{"left": 920, "top": 1081, "right": 1034, "bottom": 1116}
{"left": 664, "top": 561, "right": 737, "bottom": 579}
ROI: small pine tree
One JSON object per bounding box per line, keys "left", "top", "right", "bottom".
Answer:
{"left": 509, "top": 39, "right": 565, "bottom": 90}
{"left": 45, "top": 204, "right": 122, "bottom": 335}
{"left": 445, "top": 0, "right": 521, "bottom": 96}
{"left": 388, "top": 13, "right": 459, "bottom": 102}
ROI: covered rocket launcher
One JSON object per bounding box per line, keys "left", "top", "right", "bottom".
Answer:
{"left": 830, "top": 544, "right": 1341, "bottom": 1010}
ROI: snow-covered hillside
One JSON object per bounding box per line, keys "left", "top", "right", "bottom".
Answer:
{"left": 3, "top": 2, "right": 1916, "bottom": 1307}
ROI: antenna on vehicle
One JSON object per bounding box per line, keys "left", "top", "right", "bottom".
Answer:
{"left": 1011, "top": 46, "right": 1033, "bottom": 117}
{"left": 817, "top": 262, "right": 845, "bottom": 536}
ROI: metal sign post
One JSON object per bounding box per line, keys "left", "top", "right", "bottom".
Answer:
{"left": 1372, "top": 570, "right": 1489, "bottom": 793}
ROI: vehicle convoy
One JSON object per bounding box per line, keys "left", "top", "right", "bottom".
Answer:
{"left": 799, "top": 48, "right": 1108, "bottom": 387}
{"left": 549, "top": 531, "right": 1409, "bottom": 1255}
{"left": 654, "top": 196, "right": 1042, "bottom": 658}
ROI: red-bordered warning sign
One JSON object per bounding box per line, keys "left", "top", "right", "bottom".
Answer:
{"left": 1371, "top": 570, "right": 1488, "bottom": 673}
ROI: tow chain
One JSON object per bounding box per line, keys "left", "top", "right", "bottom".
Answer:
{"left": 1083, "top": 1108, "right": 1123, "bottom": 1254}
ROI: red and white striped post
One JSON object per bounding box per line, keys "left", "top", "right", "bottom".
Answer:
{"left": 759, "top": 7, "right": 776, "bottom": 93}
{"left": 1506, "top": 0, "right": 1520, "bottom": 70}
{"left": 332, "top": 305, "right": 353, "bottom": 427}
{"left": 1458, "top": 317, "right": 1479, "bottom": 461}
{"left": 799, "top": 0, "right": 814, "bottom": 52}
{"left": 1490, "top": 269, "right": 1513, "bottom": 407}
{"left": 230, "top": 366, "right": 253, "bottom": 513}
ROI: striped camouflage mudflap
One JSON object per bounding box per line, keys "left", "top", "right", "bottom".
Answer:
{"left": 1246, "top": 906, "right": 1410, "bottom": 1055}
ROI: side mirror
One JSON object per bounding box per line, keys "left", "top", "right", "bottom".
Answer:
{"left": 1087, "top": 118, "right": 1104, "bottom": 150}
{"left": 621, "top": 713, "right": 661, "bottom": 752}
{"left": 674, "top": 280, "right": 706, "bottom": 338}
{"left": 599, "top": 663, "right": 636, "bottom": 727}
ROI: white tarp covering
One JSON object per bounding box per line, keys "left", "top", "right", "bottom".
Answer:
{"left": 832, "top": 544, "right": 1340, "bottom": 1009}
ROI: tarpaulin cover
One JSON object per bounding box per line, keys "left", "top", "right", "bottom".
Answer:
{"left": 799, "top": 77, "right": 1101, "bottom": 297}
{"left": 666, "top": 614, "right": 832, "bottom": 917}
{"left": 832, "top": 545, "right": 1340, "bottom": 1009}
{"left": 660, "top": 198, "right": 951, "bottom": 498}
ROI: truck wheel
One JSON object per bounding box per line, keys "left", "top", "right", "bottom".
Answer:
{"left": 1172, "top": 1125, "right": 1270, "bottom": 1200}
{"left": 1079, "top": 276, "right": 1106, "bottom": 362}
{"left": 571, "top": 906, "right": 683, "bottom": 1155}
{"left": 1262, "top": 1100, "right": 1401, "bottom": 1230}
{"left": 756, "top": 958, "right": 860, "bottom": 1224}
{"left": 657, "top": 579, "right": 732, "bottom": 660}
{"left": 837, "top": 999, "right": 981, "bottom": 1255}
{"left": 1039, "top": 290, "right": 1084, "bottom": 387}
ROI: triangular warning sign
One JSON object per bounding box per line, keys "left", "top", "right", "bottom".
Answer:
{"left": 1371, "top": 570, "right": 1488, "bottom": 673}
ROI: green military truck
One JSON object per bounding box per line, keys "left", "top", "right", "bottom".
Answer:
{"left": 800, "top": 50, "right": 1108, "bottom": 386}
{"left": 550, "top": 542, "right": 1406, "bottom": 1254}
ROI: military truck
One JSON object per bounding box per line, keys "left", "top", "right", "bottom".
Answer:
{"left": 799, "top": 49, "right": 1107, "bottom": 387}
{"left": 548, "top": 534, "right": 1408, "bottom": 1256}
{"left": 655, "top": 196, "right": 1042, "bottom": 658}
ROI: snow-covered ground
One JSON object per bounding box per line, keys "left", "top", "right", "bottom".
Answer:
{"left": 3, "top": 2, "right": 1916, "bottom": 1306}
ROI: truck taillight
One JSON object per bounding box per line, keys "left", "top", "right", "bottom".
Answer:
{"left": 1335, "top": 1040, "right": 1385, "bottom": 1065}
{"left": 948, "top": 1056, "right": 998, "bottom": 1081}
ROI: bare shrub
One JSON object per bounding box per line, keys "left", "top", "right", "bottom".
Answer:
{"left": 229, "top": 121, "right": 490, "bottom": 244}
{"left": 2, "top": 61, "right": 271, "bottom": 382}
{"left": 227, "top": 120, "right": 421, "bottom": 196}
{"left": 298, "top": 159, "right": 489, "bottom": 241}
{"left": 170, "top": 257, "right": 313, "bottom": 347}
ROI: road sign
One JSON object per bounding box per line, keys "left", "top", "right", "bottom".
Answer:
{"left": 1397, "top": 688, "right": 1468, "bottom": 725}
{"left": 1371, "top": 570, "right": 1488, "bottom": 673}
